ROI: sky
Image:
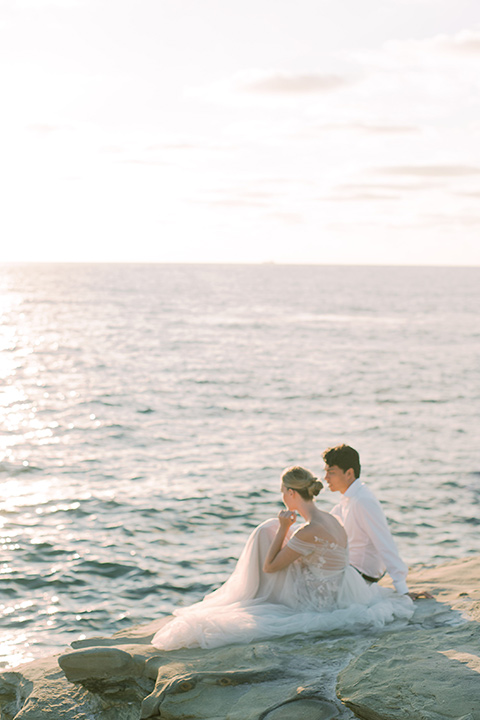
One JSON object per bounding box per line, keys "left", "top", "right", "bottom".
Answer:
{"left": 0, "top": 0, "right": 479, "bottom": 265}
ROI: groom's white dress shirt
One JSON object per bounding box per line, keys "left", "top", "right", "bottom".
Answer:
{"left": 330, "top": 478, "right": 409, "bottom": 595}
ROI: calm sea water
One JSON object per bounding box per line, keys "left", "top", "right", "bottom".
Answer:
{"left": 1, "top": 263, "right": 479, "bottom": 668}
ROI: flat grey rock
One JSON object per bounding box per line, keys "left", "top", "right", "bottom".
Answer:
{"left": 338, "top": 623, "right": 480, "bottom": 720}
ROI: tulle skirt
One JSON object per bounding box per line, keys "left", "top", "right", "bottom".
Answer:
{"left": 152, "top": 519, "right": 414, "bottom": 650}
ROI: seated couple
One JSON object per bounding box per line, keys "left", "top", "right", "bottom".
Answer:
{"left": 152, "top": 444, "right": 429, "bottom": 651}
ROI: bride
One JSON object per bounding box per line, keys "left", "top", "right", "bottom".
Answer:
{"left": 152, "top": 466, "right": 414, "bottom": 650}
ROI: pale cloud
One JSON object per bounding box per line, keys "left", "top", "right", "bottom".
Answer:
{"left": 203, "top": 198, "right": 269, "bottom": 208}
{"left": 96, "top": 136, "right": 213, "bottom": 159}
{"left": 424, "top": 29, "right": 480, "bottom": 55}
{"left": 454, "top": 190, "right": 480, "bottom": 198}
{"left": 118, "top": 144, "right": 199, "bottom": 167}
{"left": 235, "top": 70, "right": 350, "bottom": 94}
{"left": 373, "top": 165, "right": 480, "bottom": 177}
{"left": 341, "top": 29, "right": 480, "bottom": 128}
{"left": 368, "top": 28, "right": 480, "bottom": 60}
{"left": 146, "top": 143, "right": 197, "bottom": 152}
{"left": 26, "top": 123, "right": 63, "bottom": 135}
{"left": 196, "top": 27, "right": 479, "bottom": 148}
{"left": 337, "top": 182, "right": 441, "bottom": 193}
{"left": 187, "top": 69, "right": 353, "bottom": 107}
{"left": 121, "top": 159, "right": 171, "bottom": 167}
{"left": 99, "top": 145, "right": 126, "bottom": 155}
{"left": 423, "top": 213, "right": 480, "bottom": 227}
{"left": 328, "top": 191, "right": 401, "bottom": 202}
{"left": 12, "top": 0, "right": 85, "bottom": 7}
{"left": 193, "top": 188, "right": 278, "bottom": 209}
{"left": 319, "top": 122, "right": 420, "bottom": 135}
{"left": 267, "top": 212, "right": 304, "bottom": 225}
{"left": 386, "top": 0, "right": 440, "bottom": 3}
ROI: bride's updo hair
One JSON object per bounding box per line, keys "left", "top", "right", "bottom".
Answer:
{"left": 281, "top": 466, "right": 323, "bottom": 501}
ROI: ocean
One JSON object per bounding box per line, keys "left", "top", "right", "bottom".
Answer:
{"left": 1, "top": 263, "right": 479, "bottom": 668}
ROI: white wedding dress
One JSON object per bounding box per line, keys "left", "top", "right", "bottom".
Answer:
{"left": 152, "top": 518, "right": 414, "bottom": 650}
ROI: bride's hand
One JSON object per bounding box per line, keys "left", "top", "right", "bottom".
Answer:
{"left": 278, "top": 509, "right": 296, "bottom": 529}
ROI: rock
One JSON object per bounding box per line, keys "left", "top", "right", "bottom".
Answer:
{"left": 338, "top": 623, "right": 480, "bottom": 720}
{"left": 1, "top": 555, "right": 479, "bottom": 720}
{"left": 2, "top": 630, "right": 368, "bottom": 719}
{"left": 58, "top": 647, "right": 143, "bottom": 683}
{"left": 337, "top": 555, "right": 480, "bottom": 720}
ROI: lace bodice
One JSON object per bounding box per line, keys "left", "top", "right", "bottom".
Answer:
{"left": 286, "top": 533, "right": 349, "bottom": 611}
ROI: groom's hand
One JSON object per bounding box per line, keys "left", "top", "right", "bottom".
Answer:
{"left": 406, "top": 590, "right": 434, "bottom": 600}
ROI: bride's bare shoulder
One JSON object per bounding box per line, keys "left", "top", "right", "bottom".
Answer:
{"left": 292, "top": 523, "right": 320, "bottom": 544}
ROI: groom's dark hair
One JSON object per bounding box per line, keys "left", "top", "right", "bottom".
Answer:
{"left": 322, "top": 444, "right": 361, "bottom": 479}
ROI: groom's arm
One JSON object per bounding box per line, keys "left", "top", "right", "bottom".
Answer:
{"left": 356, "top": 498, "right": 409, "bottom": 595}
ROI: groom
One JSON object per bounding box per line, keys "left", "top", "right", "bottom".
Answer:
{"left": 323, "top": 444, "right": 427, "bottom": 599}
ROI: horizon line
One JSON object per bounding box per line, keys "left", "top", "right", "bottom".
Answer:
{"left": 1, "top": 260, "right": 479, "bottom": 269}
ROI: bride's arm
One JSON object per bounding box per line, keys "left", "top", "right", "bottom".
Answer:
{"left": 263, "top": 510, "right": 301, "bottom": 573}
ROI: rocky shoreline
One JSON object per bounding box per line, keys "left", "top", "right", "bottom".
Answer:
{"left": 1, "top": 556, "right": 479, "bottom": 720}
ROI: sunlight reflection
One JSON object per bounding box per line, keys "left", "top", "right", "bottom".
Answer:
{"left": 0, "top": 631, "right": 35, "bottom": 670}
{"left": 0, "top": 283, "right": 59, "bottom": 469}
{"left": 0, "top": 648, "right": 35, "bottom": 670}
{"left": 0, "top": 386, "right": 25, "bottom": 406}
{"left": 1, "top": 600, "right": 35, "bottom": 616}
{"left": 0, "top": 478, "right": 54, "bottom": 513}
